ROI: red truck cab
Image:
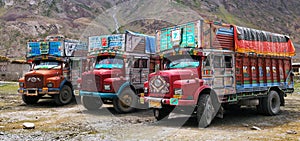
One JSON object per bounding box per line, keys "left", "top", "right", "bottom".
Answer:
{"left": 80, "top": 31, "right": 157, "bottom": 113}
{"left": 18, "top": 36, "right": 87, "bottom": 105}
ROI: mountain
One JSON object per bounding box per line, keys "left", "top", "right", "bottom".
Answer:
{"left": 0, "top": 0, "right": 299, "bottom": 58}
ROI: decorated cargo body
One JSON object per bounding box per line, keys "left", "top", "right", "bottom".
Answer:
{"left": 18, "top": 36, "right": 87, "bottom": 105}
{"left": 79, "top": 31, "right": 156, "bottom": 113}
{"left": 142, "top": 20, "right": 295, "bottom": 127}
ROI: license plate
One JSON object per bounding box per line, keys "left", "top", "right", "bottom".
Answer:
{"left": 173, "top": 95, "right": 182, "bottom": 99}
{"left": 149, "top": 100, "right": 161, "bottom": 108}
{"left": 139, "top": 97, "right": 145, "bottom": 104}
{"left": 26, "top": 89, "right": 38, "bottom": 96}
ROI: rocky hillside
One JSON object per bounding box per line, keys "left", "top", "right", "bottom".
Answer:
{"left": 0, "top": 0, "right": 299, "bottom": 58}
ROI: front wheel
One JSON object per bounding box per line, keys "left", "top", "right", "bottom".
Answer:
{"left": 261, "top": 90, "right": 281, "bottom": 116}
{"left": 113, "top": 88, "right": 137, "bottom": 113}
{"left": 81, "top": 96, "right": 103, "bottom": 110}
{"left": 197, "top": 93, "right": 219, "bottom": 128}
{"left": 22, "top": 95, "right": 39, "bottom": 105}
{"left": 54, "top": 85, "right": 73, "bottom": 105}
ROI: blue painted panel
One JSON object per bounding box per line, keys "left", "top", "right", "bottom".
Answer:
{"left": 49, "top": 41, "right": 62, "bottom": 56}
{"left": 79, "top": 91, "right": 118, "bottom": 99}
{"left": 28, "top": 42, "right": 41, "bottom": 57}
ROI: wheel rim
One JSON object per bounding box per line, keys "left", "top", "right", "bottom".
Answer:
{"left": 270, "top": 94, "right": 280, "bottom": 114}
{"left": 61, "top": 89, "right": 71, "bottom": 103}
{"left": 120, "top": 94, "right": 133, "bottom": 108}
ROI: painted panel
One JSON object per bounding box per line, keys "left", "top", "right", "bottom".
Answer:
{"left": 158, "top": 22, "right": 198, "bottom": 52}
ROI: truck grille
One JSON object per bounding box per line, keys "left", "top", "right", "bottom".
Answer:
{"left": 25, "top": 75, "right": 44, "bottom": 88}
{"left": 149, "top": 76, "right": 169, "bottom": 94}
{"left": 81, "top": 74, "right": 101, "bottom": 92}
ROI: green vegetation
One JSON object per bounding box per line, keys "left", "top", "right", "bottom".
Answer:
{"left": 0, "top": 82, "right": 19, "bottom": 95}
{"left": 216, "top": 5, "right": 257, "bottom": 28}
{"left": 293, "top": 82, "right": 300, "bottom": 93}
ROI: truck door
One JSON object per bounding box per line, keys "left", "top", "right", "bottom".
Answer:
{"left": 129, "top": 57, "right": 149, "bottom": 88}
{"left": 203, "top": 53, "right": 236, "bottom": 98}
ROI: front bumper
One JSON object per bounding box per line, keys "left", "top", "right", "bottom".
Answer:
{"left": 79, "top": 90, "right": 117, "bottom": 99}
{"left": 18, "top": 88, "right": 60, "bottom": 96}
{"left": 143, "top": 96, "right": 197, "bottom": 108}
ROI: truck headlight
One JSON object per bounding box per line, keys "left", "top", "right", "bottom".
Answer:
{"left": 104, "top": 85, "right": 111, "bottom": 90}
{"left": 19, "top": 82, "right": 24, "bottom": 87}
{"left": 47, "top": 83, "right": 53, "bottom": 88}
{"left": 174, "top": 89, "right": 183, "bottom": 95}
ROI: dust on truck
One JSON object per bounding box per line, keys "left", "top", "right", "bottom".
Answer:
{"left": 18, "top": 36, "right": 87, "bottom": 105}
{"left": 79, "top": 31, "right": 156, "bottom": 113}
{"left": 143, "top": 20, "right": 295, "bottom": 127}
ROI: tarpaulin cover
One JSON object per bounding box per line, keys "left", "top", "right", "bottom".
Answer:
{"left": 126, "top": 30, "right": 156, "bottom": 54}
{"left": 145, "top": 36, "right": 156, "bottom": 54}
{"left": 234, "top": 26, "right": 295, "bottom": 56}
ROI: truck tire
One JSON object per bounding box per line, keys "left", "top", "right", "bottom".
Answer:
{"left": 113, "top": 88, "right": 137, "bottom": 113}
{"left": 81, "top": 96, "right": 103, "bottom": 110}
{"left": 22, "top": 95, "right": 39, "bottom": 105}
{"left": 54, "top": 85, "right": 73, "bottom": 105}
{"left": 197, "top": 93, "right": 218, "bottom": 128}
{"left": 153, "top": 107, "right": 173, "bottom": 121}
{"left": 261, "top": 90, "right": 281, "bottom": 116}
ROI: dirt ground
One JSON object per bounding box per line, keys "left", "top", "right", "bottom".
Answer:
{"left": 0, "top": 82, "right": 300, "bottom": 141}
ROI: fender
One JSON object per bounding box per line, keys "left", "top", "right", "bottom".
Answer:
{"left": 193, "top": 85, "right": 212, "bottom": 102}
{"left": 59, "top": 79, "right": 67, "bottom": 90}
{"left": 116, "top": 81, "right": 131, "bottom": 96}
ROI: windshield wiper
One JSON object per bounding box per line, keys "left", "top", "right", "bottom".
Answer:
{"left": 47, "top": 66, "right": 59, "bottom": 70}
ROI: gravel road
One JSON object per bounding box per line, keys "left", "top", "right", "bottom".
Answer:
{"left": 0, "top": 87, "right": 299, "bottom": 140}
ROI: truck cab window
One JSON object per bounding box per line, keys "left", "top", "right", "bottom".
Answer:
{"left": 33, "top": 61, "right": 61, "bottom": 70}
{"left": 203, "top": 57, "right": 210, "bottom": 67}
{"left": 168, "top": 58, "right": 199, "bottom": 69}
{"left": 95, "top": 57, "right": 124, "bottom": 69}
{"left": 133, "top": 59, "right": 148, "bottom": 68}
{"left": 213, "top": 56, "right": 223, "bottom": 68}
{"left": 225, "top": 56, "right": 232, "bottom": 68}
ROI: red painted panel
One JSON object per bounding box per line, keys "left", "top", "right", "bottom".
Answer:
{"left": 243, "top": 56, "right": 251, "bottom": 85}
{"left": 265, "top": 58, "right": 272, "bottom": 84}
{"left": 250, "top": 57, "right": 258, "bottom": 85}
{"left": 272, "top": 59, "right": 278, "bottom": 83}
{"left": 235, "top": 55, "right": 243, "bottom": 85}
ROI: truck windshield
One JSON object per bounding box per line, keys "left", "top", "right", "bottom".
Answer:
{"left": 168, "top": 58, "right": 199, "bottom": 69}
{"left": 95, "top": 58, "right": 123, "bottom": 69}
{"left": 33, "top": 61, "right": 61, "bottom": 70}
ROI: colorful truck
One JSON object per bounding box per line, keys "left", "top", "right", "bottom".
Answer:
{"left": 79, "top": 31, "right": 156, "bottom": 113}
{"left": 18, "top": 36, "right": 87, "bottom": 105}
{"left": 142, "top": 20, "right": 295, "bottom": 127}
